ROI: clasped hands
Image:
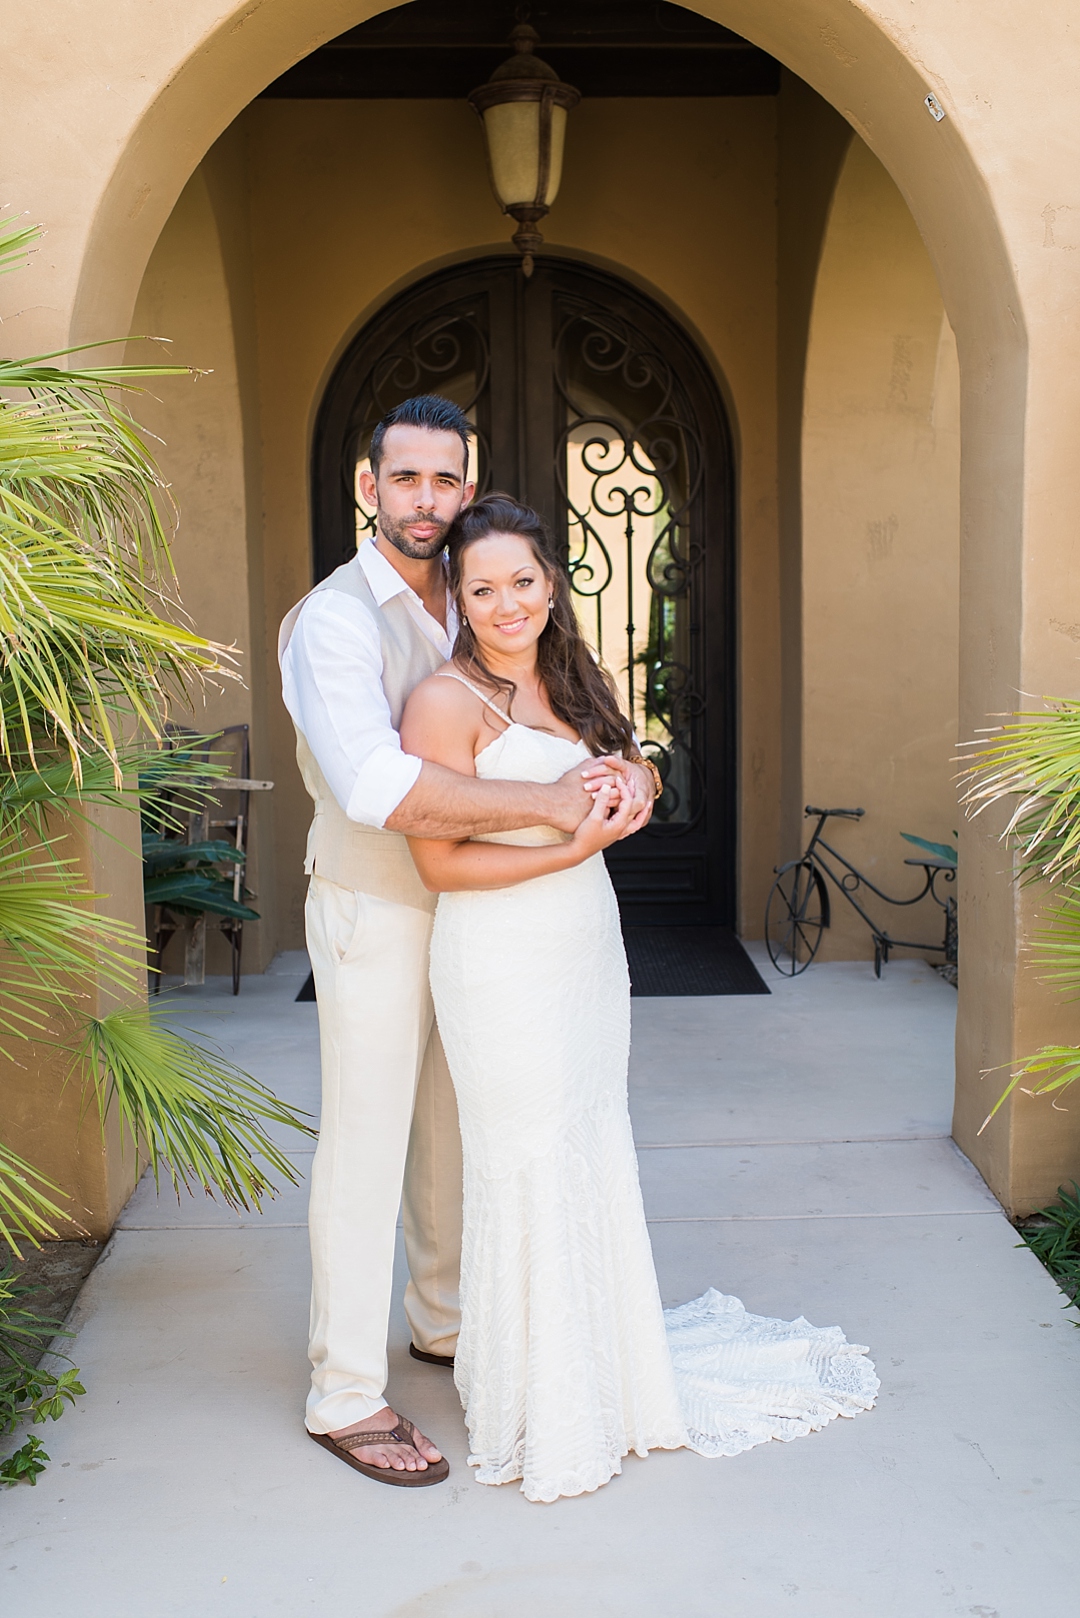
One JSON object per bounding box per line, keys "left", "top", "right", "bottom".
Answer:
{"left": 550, "top": 755, "right": 656, "bottom": 840}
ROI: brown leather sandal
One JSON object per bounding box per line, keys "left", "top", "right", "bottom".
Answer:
{"left": 409, "top": 1343, "right": 455, "bottom": 1370}
{"left": 308, "top": 1416, "right": 450, "bottom": 1487}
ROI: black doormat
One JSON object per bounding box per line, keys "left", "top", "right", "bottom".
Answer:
{"left": 624, "top": 926, "right": 770, "bottom": 997}
{"left": 296, "top": 927, "right": 769, "bottom": 1002}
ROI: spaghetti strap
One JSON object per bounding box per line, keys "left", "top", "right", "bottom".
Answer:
{"left": 435, "top": 668, "right": 512, "bottom": 729}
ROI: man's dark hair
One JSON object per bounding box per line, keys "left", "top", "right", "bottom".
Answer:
{"left": 368, "top": 394, "right": 473, "bottom": 481}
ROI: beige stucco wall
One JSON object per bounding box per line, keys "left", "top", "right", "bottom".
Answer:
{"left": 0, "top": 805, "right": 145, "bottom": 1239}
{"left": 2, "top": 0, "right": 1079, "bottom": 1214}
{"left": 801, "top": 139, "right": 961, "bottom": 960}
{"left": 775, "top": 75, "right": 853, "bottom": 865}
{"left": 128, "top": 168, "right": 275, "bottom": 974}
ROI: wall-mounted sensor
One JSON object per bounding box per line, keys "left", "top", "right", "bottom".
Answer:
{"left": 924, "top": 93, "right": 946, "bottom": 122}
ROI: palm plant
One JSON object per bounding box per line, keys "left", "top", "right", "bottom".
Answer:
{"left": 0, "top": 1266, "right": 85, "bottom": 1486}
{"left": 1016, "top": 1181, "right": 1080, "bottom": 1313}
{"left": 0, "top": 213, "right": 312, "bottom": 1256}
{"left": 961, "top": 700, "right": 1080, "bottom": 1125}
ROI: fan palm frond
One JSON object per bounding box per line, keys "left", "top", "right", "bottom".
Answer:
{"left": 0, "top": 219, "right": 233, "bottom": 780}
{"left": 1029, "top": 886, "right": 1080, "bottom": 992}
{"left": 0, "top": 525, "right": 233, "bottom": 776}
{"left": 0, "top": 739, "right": 230, "bottom": 847}
{"left": 0, "top": 213, "right": 43, "bottom": 278}
{"left": 0, "top": 216, "right": 312, "bottom": 1280}
{"left": 77, "top": 1007, "right": 315, "bottom": 1213}
{"left": 0, "top": 1143, "right": 72, "bottom": 1256}
{"left": 979, "top": 1044, "right": 1080, "bottom": 1133}
{"left": 963, "top": 701, "right": 1080, "bottom": 1116}
{"left": 0, "top": 835, "right": 147, "bottom": 1044}
{"left": 960, "top": 702, "right": 1080, "bottom": 884}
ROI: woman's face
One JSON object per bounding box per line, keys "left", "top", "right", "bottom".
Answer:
{"left": 459, "top": 533, "right": 551, "bottom": 661}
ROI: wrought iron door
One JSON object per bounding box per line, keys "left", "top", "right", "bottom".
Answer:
{"left": 313, "top": 257, "right": 734, "bottom": 924}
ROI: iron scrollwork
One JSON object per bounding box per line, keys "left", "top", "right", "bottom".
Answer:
{"left": 553, "top": 294, "right": 706, "bottom": 829}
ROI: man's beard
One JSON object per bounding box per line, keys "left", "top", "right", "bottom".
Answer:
{"left": 378, "top": 507, "right": 452, "bottom": 561}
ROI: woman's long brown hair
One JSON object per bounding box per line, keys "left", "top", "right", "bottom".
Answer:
{"left": 447, "top": 493, "right": 634, "bottom": 759}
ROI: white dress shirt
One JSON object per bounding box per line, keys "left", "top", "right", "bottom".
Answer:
{"left": 280, "top": 540, "right": 458, "bottom": 828}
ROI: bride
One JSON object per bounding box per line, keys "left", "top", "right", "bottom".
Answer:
{"left": 399, "top": 493, "right": 878, "bottom": 1504}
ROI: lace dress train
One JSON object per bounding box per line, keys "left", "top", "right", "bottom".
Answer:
{"left": 428, "top": 721, "right": 878, "bottom": 1503}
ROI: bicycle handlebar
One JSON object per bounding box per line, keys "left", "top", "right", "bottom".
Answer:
{"left": 804, "top": 805, "right": 865, "bottom": 819}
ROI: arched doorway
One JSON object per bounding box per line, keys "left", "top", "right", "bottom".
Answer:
{"left": 313, "top": 257, "right": 736, "bottom": 926}
{"left": 25, "top": 0, "right": 1055, "bottom": 1212}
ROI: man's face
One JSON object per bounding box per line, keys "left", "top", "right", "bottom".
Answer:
{"left": 359, "top": 424, "right": 475, "bottom": 561}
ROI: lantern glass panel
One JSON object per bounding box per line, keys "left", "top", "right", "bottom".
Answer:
{"left": 482, "top": 101, "right": 568, "bottom": 209}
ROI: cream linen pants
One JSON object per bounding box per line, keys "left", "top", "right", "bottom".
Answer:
{"left": 304, "top": 875, "right": 463, "bottom": 1433}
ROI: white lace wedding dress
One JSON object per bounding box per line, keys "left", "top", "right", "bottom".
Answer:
{"left": 428, "top": 712, "right": 878, "bottom": 1503}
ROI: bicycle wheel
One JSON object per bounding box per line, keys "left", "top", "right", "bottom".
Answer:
{"left": 765, "top": 861, "right": 827, "bottom": 975}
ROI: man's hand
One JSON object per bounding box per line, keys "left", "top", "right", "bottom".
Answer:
{"left": 590, "top": 756, "right": 656, "bottom": 837}
{"left": 575, "top": 755, "right": 656, "bottom": 838}
{"left": 547, "top": 759, "right": 622, "bottom": 834}
{"left": 567, "top": 773, "right": 638, "bottom": 857}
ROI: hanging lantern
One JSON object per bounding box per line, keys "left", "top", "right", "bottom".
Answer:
{"left": 468, "top": 24, "right": 580, "bottom": 277}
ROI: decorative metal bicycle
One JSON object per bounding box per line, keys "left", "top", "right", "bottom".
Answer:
{"left": 765, "top": 805, "right": 958, "bottom": 977}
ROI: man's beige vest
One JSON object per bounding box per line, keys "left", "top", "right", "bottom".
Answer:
{"left": 278, "top": 558, "right": 447, "bottom": 913}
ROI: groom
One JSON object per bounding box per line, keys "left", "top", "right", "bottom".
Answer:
{"left": 280, "top": 394, "right": 656, "bottom": 1483}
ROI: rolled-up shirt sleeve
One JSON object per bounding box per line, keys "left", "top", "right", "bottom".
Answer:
{"left": 279, "top": 591, "right": 423, "bottom": 828}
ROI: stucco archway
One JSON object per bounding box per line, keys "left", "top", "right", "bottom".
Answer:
{"left": 53, "top": 6, "right": 1023, "bottom": 382}
{"left": 6, "top": 0, "right": 1079, "bottom": 1213}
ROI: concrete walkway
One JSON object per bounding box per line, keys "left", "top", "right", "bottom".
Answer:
{"left": 4, "top": 951, "right": 1078, "bottom": 1617}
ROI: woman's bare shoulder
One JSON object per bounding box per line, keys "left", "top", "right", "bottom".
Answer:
{"left": 400, "top": 667, "right": 482, "bottom": 751}
{"left": 401, "top": 667, "right": 491, "bottom": 770}
{"left": 404, "top": 668, "right": 477, "bottom": 718}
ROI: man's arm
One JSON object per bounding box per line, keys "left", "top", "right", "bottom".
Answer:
{"left": 387, "top": 754, "right": 656, "bottom": 840}
{"left": 391, "top": 674, "right": 658, "bottom": 839}
{"left": 391, "top": 674, "right": 613, "bottom": 838}
{"left": 385, "top": 757, "right": 607, "bottom": 839}
{"left": 280, "top": 590, "right": 424, "bottom": 826}
{"left": 280, "top": 594, "right": 654, "bottom": 838}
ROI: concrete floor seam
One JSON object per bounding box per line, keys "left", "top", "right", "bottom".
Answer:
{"left": 645, "top": 1208, "right": 1004, "bottom": 1223}
{"left": 636, "top": 1133, "right": 952, "bottom": 1148}
{"left": 116, "top": 1209, "right": 1005, "bottom": 1231}
{"left": 115, "top": 1222, "right": 312, "bottom": 1230}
